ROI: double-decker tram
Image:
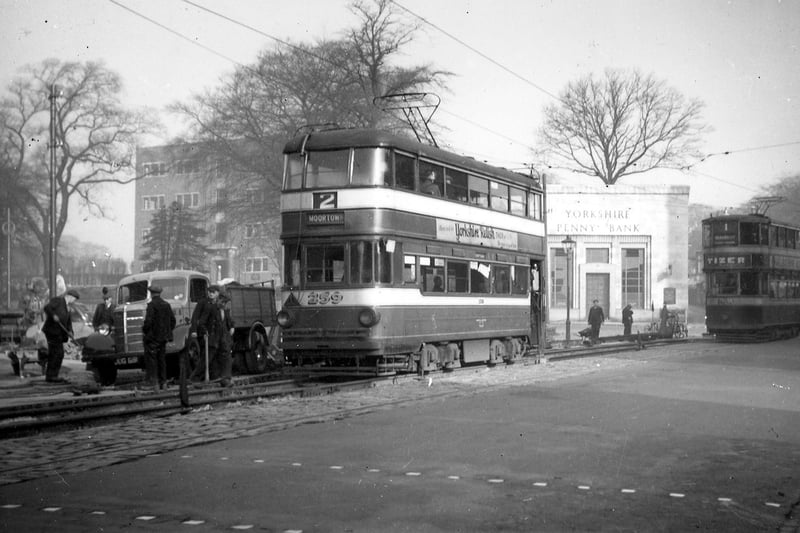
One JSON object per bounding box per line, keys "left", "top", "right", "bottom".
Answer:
{"left": 277, "top": 127, "right": 546, "bottom": 374}
{"left": 702, "top": 213, "right": 800, "bottom": 341}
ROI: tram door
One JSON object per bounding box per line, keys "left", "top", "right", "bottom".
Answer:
{"left": 530, "top": 260, "right": 544, "bottom": 348}
{"left": 585, "top": 273, "right": 609, "bottom": 317}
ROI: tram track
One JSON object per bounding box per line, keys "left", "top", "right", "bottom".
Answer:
{"left": 0, "top": 336, "right": 705, "bottom": 439}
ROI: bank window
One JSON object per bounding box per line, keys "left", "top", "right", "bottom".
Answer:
{"left": 352, "top": 148, "right": 390, "bottom": 186}
{"left": 246, "top": 257, "right": 269, "bottom": 272}
{"left": 490, "top": 182, "right": 509, "bottom": 212}
{"left": 421, "top": 256, "right": 445, "bottom": 292}
{"left": 306, "top": 150, "right": 349, "bottom": 188}
{"left": 394, "top": 152, "right": 415, "bottom": 191}
{"left": 551, "top": 248, "right": 569, "bottom": 306}
{"left": 447, "top": 260, "right": 469, "bottom": 293}
{"left": 586, "top": 248, "right": 609, "bottom": 263}
{"left": 621, "top": 248, "right": 645, "bottom": 308}
{"left": 469, "top": 175, "right": 489, "bottom": 207}
{"left": 446, "top": 168, "right": 468, "bottom": 202}
{"left": 306, "top": 244, "right": 345, "bottom": 284}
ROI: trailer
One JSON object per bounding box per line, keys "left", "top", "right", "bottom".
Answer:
{"left": 81, "top": 270, "right": 281, "bottom": 385}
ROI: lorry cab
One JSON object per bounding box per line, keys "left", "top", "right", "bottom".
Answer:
{"left": 83, "top": 270, "right": 210, "bottom": 385}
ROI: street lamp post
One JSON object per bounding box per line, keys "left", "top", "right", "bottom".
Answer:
{"left": 561, "top": 235, "right": 576, "bottom": 346}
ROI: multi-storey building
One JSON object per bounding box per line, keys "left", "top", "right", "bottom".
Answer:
{"left": 132, "top": 142, "right": 281, "bottom": 285}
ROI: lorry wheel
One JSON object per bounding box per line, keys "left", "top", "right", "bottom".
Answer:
{"left": 91, "top": 361, "right": 117, "bottom": 386}
{"left": 245, "top": 331, "right": 273, "bottom": 374}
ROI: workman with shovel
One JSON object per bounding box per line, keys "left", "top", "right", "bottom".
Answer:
{"left": 41, "top": 288, "right": 80, "bottom": 383}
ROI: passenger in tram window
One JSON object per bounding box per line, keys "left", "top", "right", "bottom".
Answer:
{"left": 432, "top": 275, "right": 444, "bottom": 292}
{"left": 420, "top": 170, "right": 442, "bottom": 196}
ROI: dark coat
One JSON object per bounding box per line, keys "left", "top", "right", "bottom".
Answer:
{"left": 42, "top": 296, "right": 73, "bottom": 342}
{"left": 622, "top": 306, "right": 633, "bottom": 325}
{"left": 92, "top": 301, "right": 116, "bottom": 329}
{"left": 588, "top": 304, "right": 605, "bottom": 326}
{"left": 190, "top": 297, "right": 234, "bottom": 347}
{"left": 142, "top": 294, "right": 176, "bottom": 343}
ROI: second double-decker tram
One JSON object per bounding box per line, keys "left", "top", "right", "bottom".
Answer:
{"left": 277, "top": 127, "right": 546, "bottom": 373}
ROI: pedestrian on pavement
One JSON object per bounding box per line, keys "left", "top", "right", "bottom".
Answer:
{"left": 587, "top": 299, "right": 605, "bottom": 344}
{"left": 190, "top": 284, "right": 235, "bottom": 387}
{"left": 622, "top": 303, "right": 634, "bottom": 337}
{"left": 142, "top": 285, "right": 176, "bottom": 391}
{"left": 41, "top": 288, "right": 80, "bottom": 383}
{"left": 92, "top": 286, "right": 116, "bottom": 331}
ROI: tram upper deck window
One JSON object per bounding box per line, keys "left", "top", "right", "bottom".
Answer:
{"left": 419, "top": 161, "right": 444, "bottom": 196}
{"left": 528, "top": 191, "right": 543, "bottom": 220}
{"left": 284, "top": 153, "right": 304, "bottom": 190}
{"left": 394, "top": 152, "right": 415, "bottom": 190}
{"left": 469, "top": 175, "right": 489, "bottom": 207}
{"left": 446, "top": 168, "right": 468, "bottom": 202}
{"left": 490, "top": 181, "right": 510, "bottom": 212}
{"left": 352, "top": 148, "right": 390, "bottom": 186}
{"left": 306, "top": 244, "right": 345, "bottom": 284}
{"left": 306, "top": 150, "right": 349, "bottom": 188}
{"left": 740, "top": 222, "right": 761, "bottom": 245}
{"left": 509, "top": 186, "right": 526, "bottom": 216}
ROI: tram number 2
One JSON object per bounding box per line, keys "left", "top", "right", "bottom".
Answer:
{"left": 306, "top": 291, "right": 343, "bottom": 305}
{"left": 313, "top": 192, "right": 337, "bottom": 209}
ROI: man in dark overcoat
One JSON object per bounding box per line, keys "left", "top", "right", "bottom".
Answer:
{"left": 142, "top": 285, "right": 176, "bottom": 391}
{"left": 622, "top": 303, "right": 634, "bottom": 337}
{"left": 42, "top": 288, "right": 80, "bottom": 383}
{"left": 190, "top": 284, "right": 234, "bottom": 387}
{"left": 587, "top": 299, "right": 605, "bottom": 344}
{"left": 92, "top": 286, "right": 116, "bottom": 330}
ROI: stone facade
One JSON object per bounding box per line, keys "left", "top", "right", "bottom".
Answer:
{"left": 546, "top": 181, "right": 689, "bottom": 322}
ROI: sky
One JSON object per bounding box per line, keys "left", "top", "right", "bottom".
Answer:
{"left": 1, "top": 0, "right": 799, "bottom": 263}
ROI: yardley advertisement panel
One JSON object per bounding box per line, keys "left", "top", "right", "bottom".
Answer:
{"left": 436, "top": 219, "right": 519, "bottom": 250}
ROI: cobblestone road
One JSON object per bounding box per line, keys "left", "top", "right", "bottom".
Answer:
{"left": 0, "top": 355, "right": 646, "bottom": 486}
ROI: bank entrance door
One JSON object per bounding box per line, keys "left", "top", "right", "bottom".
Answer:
{"left": 586, "top": 273, "right": 609, "bottom": 317}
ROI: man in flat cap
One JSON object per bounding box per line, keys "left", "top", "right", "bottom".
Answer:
{"left": 190, "top": 284, "right": 234, "bottom": 387}
{"left": 142, "top": 285, "right": 176, "bottom": 391}
{"left": 41, "top": 288, "right": 80, "bottom": 383}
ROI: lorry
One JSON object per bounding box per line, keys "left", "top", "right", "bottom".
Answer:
{"left": 81, "top": 269, "right": 281, "bottom": 385}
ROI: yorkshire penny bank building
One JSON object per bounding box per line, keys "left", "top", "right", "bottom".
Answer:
{"left": 546, "top": 181, "right": 690, "bottom": 322}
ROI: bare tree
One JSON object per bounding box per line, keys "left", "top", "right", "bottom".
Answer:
{"left": 540, "top": 69, "right": 707, "bottom": 185}
{"left": 0, "top": 59, "right": 158, "bottom": 272}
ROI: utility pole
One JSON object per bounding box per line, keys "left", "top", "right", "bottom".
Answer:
{"left": 48, "top": 84, "right": 62, "bottom": 297}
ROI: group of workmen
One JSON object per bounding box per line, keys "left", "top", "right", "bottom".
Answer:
{"left": 142, "top": 283, "right": 233, "bottom": 391}
{"left": 40, "top": 283, "right": 234, "bottom": 391}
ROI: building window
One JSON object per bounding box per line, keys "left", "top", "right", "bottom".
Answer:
{"left": 621, "top": 248, "right": 645, "bottom": 308}
{"left": 141, "top": 228, "right": 151, "bottom": 242}
{"left": 216, "top": 188, "right": 228, "bottom": 209}
{"left": 550, "top": 248, "right": 569, "bottom": 307}
{"left": 143, "top": 162, "right": 166, "bottom": 176}
{"left": 586, "top": 248, "right": 610, "bottom": 263}
{"left": 245, "top": 257, "right": 270, "bottom": 273}
{"left": 214, "top": 222, "right": 227, "bottom": 243}
{"left": 176, "top": 159, "right": 200, "bottom": 174}
{"left": 143, "top": 195, "right": 165, "bottom": 211}
{"left": 244, "top": 223, "right": 263, "bottom": 238}
{"left": 245, "top": 188, "right": 265, "bottom": 205}
{"left": 175, "top": 192, "right": 199, "bottom": 208}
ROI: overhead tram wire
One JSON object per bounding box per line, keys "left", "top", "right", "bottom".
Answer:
{"left": 112, "top": 0, "right": 797, "bottom": 207}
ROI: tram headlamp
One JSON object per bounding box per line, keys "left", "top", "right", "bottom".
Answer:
{"left": 97, "top": 324, "right": 111, "bottom": 336}
{"left": 277, "top": 310, "right": 294, "bottom": 328}
{"left": 358, "top": 307, "right": 381, "bottom": 327}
